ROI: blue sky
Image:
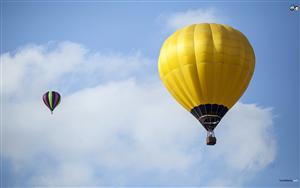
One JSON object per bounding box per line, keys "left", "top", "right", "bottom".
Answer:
{"left": 1, "top": 1, "right": 299, "bottom": 187}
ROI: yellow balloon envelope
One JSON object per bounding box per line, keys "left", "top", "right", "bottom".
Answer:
{"left": 158, "top": 23, "right": 255, "bottom": 145}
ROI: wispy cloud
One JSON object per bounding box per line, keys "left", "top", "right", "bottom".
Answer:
{"left": 163, "top": 8, "right": 227, "bottom": 31}
{"left": 1, "top": 42, "right": 276, "bottom": 186}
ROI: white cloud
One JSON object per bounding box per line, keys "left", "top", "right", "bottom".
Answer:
{"left": 30, "top": 162, "right": 98, "bottom": 186}
{"left": 1, "top": 41, "right": 154, "bottom": 99}
{"left": 217, "top": 103, "right": 276, "bottom": 171}
{"left": 164, "top": 8, "right": 227, "bottom": 31}
{"left": 1, "top": 42, "right": 276, "bottom": 186}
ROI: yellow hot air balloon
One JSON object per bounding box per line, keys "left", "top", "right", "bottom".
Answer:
{"left": 158, "top": 23, "right": 255, "bottom": 145}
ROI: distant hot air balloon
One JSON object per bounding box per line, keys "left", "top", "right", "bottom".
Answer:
{"left": 158, "top": 23, "right": 255, "bottom": 145}
{"left": 43, "top": 91, "right": 61, "bottom": 114}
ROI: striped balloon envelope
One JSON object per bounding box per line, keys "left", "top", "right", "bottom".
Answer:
{"left": 43, "top": 91, "right": 61, "bottom": 114}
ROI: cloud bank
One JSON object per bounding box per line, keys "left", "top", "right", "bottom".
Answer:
{"left": 1, "top": 42, "right": 276, "bottom": 186}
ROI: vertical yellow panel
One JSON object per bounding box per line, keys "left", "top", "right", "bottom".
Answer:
{"left": 167, "top": 33, "right": 198, "bottom": 107}
{"left": 176, "top": 25, "right": 202, "bottom": 105}
{"left": 159, "top": 38, "right": 192, "bottom": 110}
{"left": 210, "top": 63, "right": 223, "bottom": 103}
{"left": 196, "top": 63, "right": 209, "bottom": 104}
{"left": 227, "top": 67, "right": 251, "bottom": 108}
{"left": 181, "top": 65, "right": 201, "bottom": 105}
{"left": 219, "top": 64, "right": 242, "bottom": 107}
{"left": 162, "top": 75, "right": 191, "bottom": 111}
{"left": 194, "top": 24, "right": 213, "bottom": 104}
{"left": 203, "top": 64, "right": 215, "bottom": 103}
